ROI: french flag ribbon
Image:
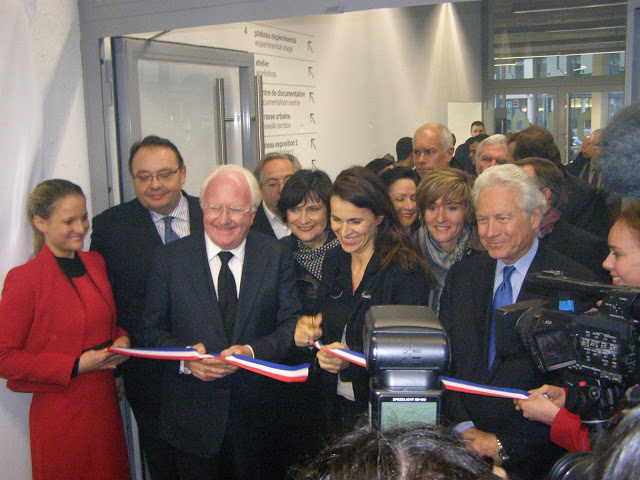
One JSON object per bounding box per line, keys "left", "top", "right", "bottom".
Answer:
{"left": 108, "top": 347, "right": 309, "bottom": 383}
{"left": 312, "top": 340, "right": 367, "bottom": 368}
{"left": 440, "top": 376, "right": 530, "bottom": 400}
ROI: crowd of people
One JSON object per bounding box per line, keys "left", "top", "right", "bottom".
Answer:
{"left": 0, "top": 101, "right": 638, "bottom": 480}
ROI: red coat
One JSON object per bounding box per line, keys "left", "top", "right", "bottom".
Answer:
{"left": 0, "top": 245, "right": 130, "bottom": 480}
{"left": 0, "top": 245, "right": 126, "bottom": 391}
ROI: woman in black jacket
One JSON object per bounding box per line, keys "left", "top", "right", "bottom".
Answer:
{"left": 295, "top": 166, "right": 431, "bottom": 435}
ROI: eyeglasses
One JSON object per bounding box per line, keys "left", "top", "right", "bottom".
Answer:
{"left": 133, "top": 166, "right": 181, "bottom": 184}
{"left": 262, "top": 176, "right": 292, "bottom": 189}
{"left": 204, "top": 205, "right": 253, "bottom": 221}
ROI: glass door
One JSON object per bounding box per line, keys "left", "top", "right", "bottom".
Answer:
{"left": 112, "top": 37, "right": 257, "bottom": 202}
{"left": 488, "top": 87, "right": 624, "bottom": 164}
{"left": 561, "top": 90, "right": 624, "bottom": 163}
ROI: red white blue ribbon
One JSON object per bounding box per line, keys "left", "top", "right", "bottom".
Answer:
{"left": 109, "top": 347, "right": 309, "bottom": 383}
{"left": 440, "top": 376, "right": 530, "bottom": 400}
{"left": 313, "top": 340, "right": 367, "bottom": 368}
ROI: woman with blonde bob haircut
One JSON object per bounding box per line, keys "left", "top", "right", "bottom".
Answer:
{"left": 416, "top": 168, "right": 482, "bottom": 313}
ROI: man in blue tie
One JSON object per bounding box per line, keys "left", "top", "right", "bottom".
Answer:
{"left": 91, "top": 135, "right": 204, "bottom": 480}
{"left": 439, "top": 164, "right": 598, "bottom": 480}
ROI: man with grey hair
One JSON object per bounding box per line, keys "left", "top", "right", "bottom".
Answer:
{"left": 440, "top": 164, "right": 597, "bottom": 480}
{"left": 475, "top": 134, "right": 508, "bottom": 176}
{"left": 252, "top": 152, "right": 302, "bottom": 238}
{"left": 141, "top": 164, "right": 300, "bottom": 480}
{"left": 412, "top": 123, "right": 454, "bottom": 178}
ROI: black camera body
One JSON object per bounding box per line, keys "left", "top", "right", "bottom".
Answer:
{"left": 497, "top": 272, "right": 640, "bottom": 390}
{"left": 363, "top": 305, "right": 449, "bottom": 430}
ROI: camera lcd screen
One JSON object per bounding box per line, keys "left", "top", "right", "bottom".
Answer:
{"left": 380, "top": 398, "right": 438, "bottom": 430}
{"left": 535, "top": 329, "right": 576, "bottom": 370}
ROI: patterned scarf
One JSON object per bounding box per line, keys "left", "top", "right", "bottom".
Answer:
{"left": 292, "top": 235, "right": 340, "bottom": 280}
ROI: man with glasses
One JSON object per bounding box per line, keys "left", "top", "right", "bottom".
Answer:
{"left": 251, "top": 152, "right": 301, "bottom": 238}
{"left": 91, "top": 135, "right": 203, "bottom": 480}
{"left": 141, "top": 164, "right": 300, "bottom": 480}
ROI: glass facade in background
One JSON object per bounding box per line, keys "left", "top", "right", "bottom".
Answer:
{"left": 494, "top": 93, "right": 554, "bottom": 134}
{"left": 494, "top": 52, "right": 626, "bottom": 80}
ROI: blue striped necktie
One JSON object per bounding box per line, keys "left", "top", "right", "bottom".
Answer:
{"left": 163, "top": 216, "right": 180, "bottom": 244}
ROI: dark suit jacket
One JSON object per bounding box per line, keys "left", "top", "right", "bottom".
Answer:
{"left": 90, "top": 194, "right": 204, "bottom": 409}
{"left": 561, "top": 170, "right": 610, "bottom": 240}
{"left": 439, "top": 243, "right": 598, "bottom": 480}
{"left": 250, "top": 202, "right": 277, "bottom": 238}
{"left": 565, "top": 152, "right": 589, "bottom": 177}
{"left": 90, "top": 194, "right": 204, "bottom": 341}
{"left": 140, "top": 230, "right": 300, "bottom": 458}
{"left": 541, "top": 217, "right": 610, "bottom": 283}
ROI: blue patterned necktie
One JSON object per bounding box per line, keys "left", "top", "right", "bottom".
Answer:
{"left": 163, "top": 216, "right": 180, "bottom": 244}
{"left": 488, "top": 265, "right": 516, "bottom": 369}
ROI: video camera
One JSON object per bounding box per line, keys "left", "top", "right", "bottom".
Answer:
{"left": 496, "top": 271, "right": 640, "bottom": 391}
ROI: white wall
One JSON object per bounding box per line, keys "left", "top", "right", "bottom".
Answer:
{"left": 0, "top": 1, "right": 89, "bottom": 479}
{"left": 134, "top": 3, "right": 481, "bottom": 180}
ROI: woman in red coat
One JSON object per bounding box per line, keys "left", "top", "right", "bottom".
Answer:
{"left": 0, "top": 179, "right": 131, "bottom": 480}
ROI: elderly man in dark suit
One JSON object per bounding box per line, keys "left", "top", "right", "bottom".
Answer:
{"left": 91, "top": 135, "right": 203, "bottom": 480}
{"left": 440, "top": 164, "right": 598, "bottom": 480}
{"left": 141, "top": 164, "right": 300, "bottom": 480}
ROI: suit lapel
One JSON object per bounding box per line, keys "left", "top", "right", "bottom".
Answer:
{"left": 129, "top": 199, "right": 164, "bottom": 247}
{"left": 233, "top": 233, "right": 267, "bottom": 343}
{"left": 184, "top": 236, "right": 229, "bottom": 342}
{"left": 477, "top": 256, "right": 500, "bottom": 381}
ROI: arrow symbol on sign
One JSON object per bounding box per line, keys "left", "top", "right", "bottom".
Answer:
{"left": 310, "top": 113, "right": 315, "bottom": 124}
{"left": 308, "top": 67, "right": 314, "bottom": 78}
{"left": 311, "top": 139, "right": 317, "bottom": 149}
{"left": 309, "top": 92, "right": 315, "bottom": 103}
{"left": 308, "top": 41, "right": 313, "bottom": 53}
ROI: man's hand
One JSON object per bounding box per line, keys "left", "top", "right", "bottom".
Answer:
{"left": 294, "top": 314, "right": 323, "bottom": 347}
{"left": 316, "top": 341, "right": 350, "bottom": 374}
{"left": 461, "top": 427, "right": 501, "bottom": 465}
{"left": 186, "top": 343, "right": 253, "bottom": 381}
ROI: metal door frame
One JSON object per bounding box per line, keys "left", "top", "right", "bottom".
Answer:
{"left": 112, "top": 37, "right": 256, "bottom": 204}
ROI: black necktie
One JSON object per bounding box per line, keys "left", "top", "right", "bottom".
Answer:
{"left": 163, "top": 216, "right": 180, "bottom": 244}
{"left": 218, "top": 251, "right": 237, "bottom": 339}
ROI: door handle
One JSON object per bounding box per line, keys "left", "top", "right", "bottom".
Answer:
{"left": 215, "top": 78, "right": 228, "bottom": 165}
{"left": 254, "top": 75, "right": 265, "bottom": 163}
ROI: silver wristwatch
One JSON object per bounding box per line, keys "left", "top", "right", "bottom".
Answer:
{"left": 496, "top": 437, "right": 510, "bottom": 462}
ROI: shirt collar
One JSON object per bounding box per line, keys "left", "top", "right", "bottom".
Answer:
{"left": 262, "top": 201, "right": 285, "bottom": 226}
{"left": 205, "top": 233, "right": 246, "bottom": 264}
{"left": 496, "top": 237, "right": 539, "bottom": 278}
{"left": 149, "top": 192, "right": 188, "bottom": 223}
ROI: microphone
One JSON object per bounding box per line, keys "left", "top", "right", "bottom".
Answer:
{"left": 598, "top": 102, "right": 640, "bottom": 197}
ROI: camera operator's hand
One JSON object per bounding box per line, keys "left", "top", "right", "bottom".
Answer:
{"left": 316, "top": 342, "right": 350, "bottom": 374}
{"left": 514, "top": 385, "right": 565, "bottom": 425}
{"left": 460, "top": 427, "right": 502, "bottom": 465}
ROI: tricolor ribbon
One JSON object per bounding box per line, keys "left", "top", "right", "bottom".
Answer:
{"left": 312, "top": 340, "right": 367, "bottom": 368}
{"left": 440, "top": 376, "right": 530, "bottom": 400}
{"left": 108, "top": 347, "right": 309, "bottom": 383}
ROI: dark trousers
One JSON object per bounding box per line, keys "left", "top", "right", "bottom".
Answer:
{"left": 174, "top": 415, "right": 271, "bottom": 480}
{"left": 123, "top": 358, "right": 179, "bottom": 480}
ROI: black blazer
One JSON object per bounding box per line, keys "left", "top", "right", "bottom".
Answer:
{"left": 250, "top": 202, "right": 277, "bottom": 238}
{"left": 90, "top": 193, "right": 204, "bottom": 341}
{"left": 140, "top": 230, "right": 301, "bottom": 458}
{"left": 439, "top": 243, "right": 598, "bottom": 480}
